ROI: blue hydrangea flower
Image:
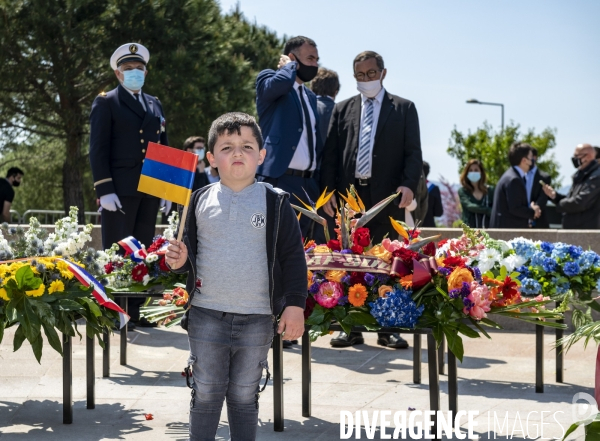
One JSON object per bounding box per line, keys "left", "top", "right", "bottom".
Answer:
{"left": 364, "top": 273, "right": 376, "bottom": 286}
{"left": 521, "top": 278, "right": 542, "bottom": 296}
{"left": 377, "top": 274, "right": 390, "bottom": 284}
{"left": 509, "top": 238, "right": 537, "bottom": 260}
{"left": 531, "top": 251, "right": 547, "bottom": 267}
{"left": 369, "top": 286, "right": 424, "bottom": 328}
{"left": 551, "top": 277, "right": 570, "bottom": 295}
{"left": 551, "top": 243, "right": 570, "bottom": 260}
{"left": 563, "top": 261, "right": 581, "bottom": 277}
{"left": 540, "top": 242, "right": 554, "bottom": 254}
{"left": 568, "top": 245, "right": 583, "bottom": 259}
{"left": 515, "top": 265, "right": 531, "bottom": 280}
{"left": 596, "top": 278, "right": 600, "bottom": 292}
{"left": 577, "top": 251, "right": 600, "bottom": 271}
{"left": 541, "top": 258, "right": 557, "bottom": 273}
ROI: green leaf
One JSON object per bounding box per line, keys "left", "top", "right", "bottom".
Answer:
{"left": 305, "top": 306, "right": 327, "bottom": 326}
{"left": 31, "top": 334, "right": 43, "bottom": 364}
{"left": 30, "top": 299, "right": 55, "bottom": 327}
{"left": 80, "top": 297, "right": 102, "bottom": 317}
{"left": 56, "top": 299, "right": 84, "bottom": 312}
{"left": 13, "top": 324, "right": 26, "bottom": 352}
{"left": 0, "top": 320, "right": 4, "bottom": 343}
{"left": 41, "top": 322, "right": 62, "bottom": 356}
{"left": 342, "top": 310, "right": 378, "bottom": 327}
{"left": 15, "top": 266, "right": 40, "bottom": 290}
{"left": 332, "top": 306, "right": 347, "bottom": 323}
{"left": 560, "top": 421, "right": 582, "bottom": 441}
{"left": 468, "top": 318, "right": 491, "bottom": 339}
{"left": 443, "top": 328, "right": 464, "bottom": 362}
{"left": 585, "top": 419, "right": 600, "bottom": 439}
{"left": 456, "top": 322, "right": 480, "bottom": 339}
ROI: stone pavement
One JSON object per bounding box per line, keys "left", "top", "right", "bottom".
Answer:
{"left": 0, "top": 324, "right": 594, "bottom": 440}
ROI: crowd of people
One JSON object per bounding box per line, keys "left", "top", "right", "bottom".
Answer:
{"left": 4, "top": 36, "right": 594, "bottom": 441}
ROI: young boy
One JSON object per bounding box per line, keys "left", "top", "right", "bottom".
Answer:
{"left": 165, "top": 112, "right": 307, "bottom": 441}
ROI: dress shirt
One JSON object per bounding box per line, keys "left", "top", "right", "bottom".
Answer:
{"left": 355, "top": 86, "right": 386, "bottom": 178}
{"left": 288, "top": 82, "right": 317, "bottom": 171}
{"left": 526, "top": 165, "right": 537, "bottom": 204}
{"left": 122, "top": 85, "right": 147, "bottom": 112}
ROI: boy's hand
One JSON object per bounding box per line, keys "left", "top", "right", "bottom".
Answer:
{"left": 165, "top": 239, "right": 188, "bottom": 270}
{"left": 277, "top": 306, "right": 305, "bottom": 341}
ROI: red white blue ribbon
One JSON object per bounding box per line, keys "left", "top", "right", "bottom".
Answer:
{"left": 61, "top": 259, "right": 130, "bottom": 328}
{"left": 118, "top": 236, "right": 147, "bottom": 262}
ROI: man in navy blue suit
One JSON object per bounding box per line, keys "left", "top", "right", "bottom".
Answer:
{"left": 255, "top": 36, "right": 324, "bottom": 243}
{"left": 89, "top": 43, "right": 168, "bottom": 326}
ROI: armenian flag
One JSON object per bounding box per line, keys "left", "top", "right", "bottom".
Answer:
{"left": 137, "top": 142, "right": 198, "bottom": 205}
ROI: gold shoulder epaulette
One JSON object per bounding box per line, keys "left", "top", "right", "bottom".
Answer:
{"left": 98, "top": 91, "right": 107, "bottom": 97}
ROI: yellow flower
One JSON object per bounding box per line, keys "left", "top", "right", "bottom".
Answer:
{"left": 447, "top": 267, "right": 474, "bottom": 291}
{"left": 48, "top": 280, "right": 65, "bottom": 294}
{"left": 364, "top": 245, "right": 392, "bottom": 263}
{"left": 325, "top": 270, "right": 346, "bottom": 283}
{"left": 0, "top": 288, "right": 8, "bottom": 301}
{"left": 307, "top": 270, "right": 313, "bottom": 288}
{"left": 25, "top": 284, "right": 46, "bottom": 297}
{"left": 313, "top": 245, "right": 331, "bottom": 253}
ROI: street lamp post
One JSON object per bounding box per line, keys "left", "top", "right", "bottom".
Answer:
{"left": 466, "top": 99, "right": 504, "bottom": 131}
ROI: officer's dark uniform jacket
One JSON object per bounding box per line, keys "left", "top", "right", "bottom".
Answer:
{"left": 555, "top": 161, "right": 600, "bottom": 229}
{"left": 89, "top": 84, "right": 168, "bottom": 198}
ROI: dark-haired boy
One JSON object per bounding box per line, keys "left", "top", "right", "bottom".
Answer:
{"left": 166, "top": 112, "right": 307, "bottom": 441}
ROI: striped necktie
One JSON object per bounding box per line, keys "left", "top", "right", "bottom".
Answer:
{"left": 357, "top": 99, "right": 374, "bottom": 177}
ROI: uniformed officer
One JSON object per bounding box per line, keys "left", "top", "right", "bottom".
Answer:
{"left": 89, "top": 43, "right": 168, "bottom": 325}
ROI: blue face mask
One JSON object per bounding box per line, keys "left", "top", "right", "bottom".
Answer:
{"left": 467, "top": 172, "right": 481, "bottom": 183}
{"left": 122, "top": 69, "right": 145, "bottom": 90}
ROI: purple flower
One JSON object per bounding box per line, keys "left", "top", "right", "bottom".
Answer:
{"left": 338, "top": 295, "right": 349, "bottom": 306}
{"left": 309, "top": 283, "right": 320, "bottom": 294}
{"left": 377, "top": 274, "right": 390, "bottom": 284}
{"left": 341, "top": 274, "right": 352, "bottom": 285}
{"left": 341, "top": 249, "right": 353, "bottom": 254}
{"left": 438, "top": 267, "right": 452, "bottom": 276}
{"left": 364, "top": 273, "right": 376, "bottom": 286}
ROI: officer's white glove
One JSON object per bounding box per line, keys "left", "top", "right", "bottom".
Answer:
{"left": 405, "top": 199, "right": 417, "bottom": 228}
{"left": 100, "top": 193, "right": 122, "bottom": 212}
{"left": 160, "top": 199, "right": 172, "bottom": 214}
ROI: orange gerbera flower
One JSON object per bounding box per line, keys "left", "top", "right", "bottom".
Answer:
{"left": 348, "top": 284, "right": 368, "bottom": 306}
{"left": 399, "top": 274, "right": 413, "bottom": 288}
{"left": 304, "top": 240, "right": 316, "bottom": 251}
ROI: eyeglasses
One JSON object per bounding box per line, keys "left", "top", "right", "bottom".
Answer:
{"left": 354, "top": 69, "right": 381, "bottom": 81}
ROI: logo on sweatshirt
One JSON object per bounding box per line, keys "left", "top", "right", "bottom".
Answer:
{"left": 251, "top": 212, "right": 266, "bottom": 229}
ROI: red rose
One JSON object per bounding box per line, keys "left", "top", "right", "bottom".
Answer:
{"left": 351, "top": 244, "right": 364, "bottom": 254}
{"left": 327, "top": 239, "right": 341, "bottom": 251}
{"left": 393, "top": 247, "right": 419, "bottom": 266}
{"left": 443, "top": 255, "right": 467, "bottom": 268}
{"left": 159, "top": 256, "right": 170, "bottom": 272}
{"left": 148, "top": 237, "right": 167, "bottom": 254}
{"left": 349, "top": 271, "right": 365, "bottom": 285}
{"left": 304, "top": 296, "right": 316, "bottom": 320}
{"left": 353, "top": 227, "right": 371, "bottom": 247}
{"left": 422, "top": 242, "right": 436, "bottom": 257}
{"left": 104, "top": 262, "right": 114, "bottom": 274}
{"left": 131, "top": 263, "right": 148, "bottom": 282}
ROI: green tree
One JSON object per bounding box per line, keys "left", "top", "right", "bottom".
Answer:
{"left": 0, "top": 0, "right": 282, "bottom": 217}
{"left": 447, "top": 122, "right": 560, "bottom": 187}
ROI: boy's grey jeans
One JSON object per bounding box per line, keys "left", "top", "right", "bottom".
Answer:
{"left": 186, "top": 306, "right": 273, "bottom": 441}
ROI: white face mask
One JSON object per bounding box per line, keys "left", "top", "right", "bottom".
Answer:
{"left": 194, "top": 149, "right": 205, "bottom": 160}
{"left": 356, "top": 78, "right": 383, "bottom": 98}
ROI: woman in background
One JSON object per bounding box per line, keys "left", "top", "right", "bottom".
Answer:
{"left": 458, "top": 159, "right": 494, "bottom": 228}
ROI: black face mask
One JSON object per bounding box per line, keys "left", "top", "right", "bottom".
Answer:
{"left": 294, "top": 57, "right": 318, "bottom": 83}
{"left": 11, "top": 180, "right": 20, "bottom": 187}
{"left": 572, "top": 156, "right": 583, "bottom": 168}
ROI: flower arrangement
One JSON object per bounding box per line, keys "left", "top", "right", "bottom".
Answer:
{"left": 0, "top": 208, "right": 122, "bottom": 363}
{"left": 298, "top": 189, "right": 565, "bottom": 361}
{"left": 139, "top": 285, "right": 189, "bottom": 327}
{"left": 95, "top": 211, "right": 185, "bottom": 292}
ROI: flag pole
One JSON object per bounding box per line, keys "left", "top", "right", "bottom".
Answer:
{"left": 177, "top": 192, "right": 191, "bottom": 243}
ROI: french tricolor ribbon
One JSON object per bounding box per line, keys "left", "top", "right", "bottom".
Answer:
{"left": 118, "top": 236, "right": 147, "bottom": 262}
{"left": 61, "top": 259, "right": 130, "bottom": 328}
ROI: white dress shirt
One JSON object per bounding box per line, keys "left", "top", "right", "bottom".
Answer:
{"left": 355, "top": 87, "right": 386, "bottom": 178}
{"left": 123, "top": 86, "right": 147, "bottom": 111}
{"left": 288, "top": 82, "right": 317, "bottom": 171}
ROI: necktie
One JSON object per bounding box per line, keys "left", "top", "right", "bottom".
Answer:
{"left": 297, "top": 86, "right": 315, "bottom": 170}
{"left": 133, "top": 93, "right": 145, "bottom": 113}
{"left": 357, "top": 99, "right": 374, "bottom": 177}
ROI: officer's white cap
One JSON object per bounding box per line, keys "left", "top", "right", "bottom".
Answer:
{"left": 110, "top": 43, "right": 150, "bottom": 70}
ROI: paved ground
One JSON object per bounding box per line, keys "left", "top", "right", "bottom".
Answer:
{"left": 0, "top": 323, "right": 595, "bottom": 440}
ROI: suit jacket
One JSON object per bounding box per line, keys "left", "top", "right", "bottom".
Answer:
{"left": 424, "top": 182, "right": 443, "bottom": 227}
{"left": 554, "top": 161, "right": 600, "bottom": 229}
{"left": 255, "top": 62, "right": 323, "bottom": 178}
{"left": 89, "top": 85, "right": 168, "bottom": 198}
{"left": 316, "top": 96, "right": 335, "bottom": 143}
{"left": 490, "top": 167, "right": 535, "bottom": 228}
{"left": 320, "top": 91, "right": 422, "bottom": 211}
{"left": 530, "top": 168, "right": 551, "bottom": 228}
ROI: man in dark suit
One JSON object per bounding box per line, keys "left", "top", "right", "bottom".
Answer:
{"left": 255, "top": 36, "right": 324, "bottom": 243}
{"left": 543, "top": 143, "right": 600, "bottom": 229}
{"left": 422, "top": 161, "right": 443, "bottom": 227}
{"left": 321, "top": 50, "right": 422, "bottom": 349}
{"left": 311, "top": 67, "right": 340, "bottom": 142}
{"left": 526, "top": 148, "right": 551, "bottom": 228}
{"left": 89, "top": 43, "right": 168, "bottom": 326}
{"left": 490, "top": 142, "right": 541, "bottom": 228}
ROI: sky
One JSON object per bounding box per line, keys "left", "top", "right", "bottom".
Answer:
{"left": 218, "top": 0, "right": 599, "bottom": 186}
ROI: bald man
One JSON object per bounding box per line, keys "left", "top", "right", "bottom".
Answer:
{"left": 543, "top": 143, "right": 600, "bottom": 229}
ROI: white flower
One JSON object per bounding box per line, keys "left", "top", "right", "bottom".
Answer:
{"left": 142, "top": 274, "right": 151, "bottom": 286}
{"left": 476, "top": 248, "right": 501, "bottom": 273}
{"left": 145, "top": 253, "right": 159, "bottom": 263}
{"left": 500, "top": 254, "right": 526, "bottom": 272}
